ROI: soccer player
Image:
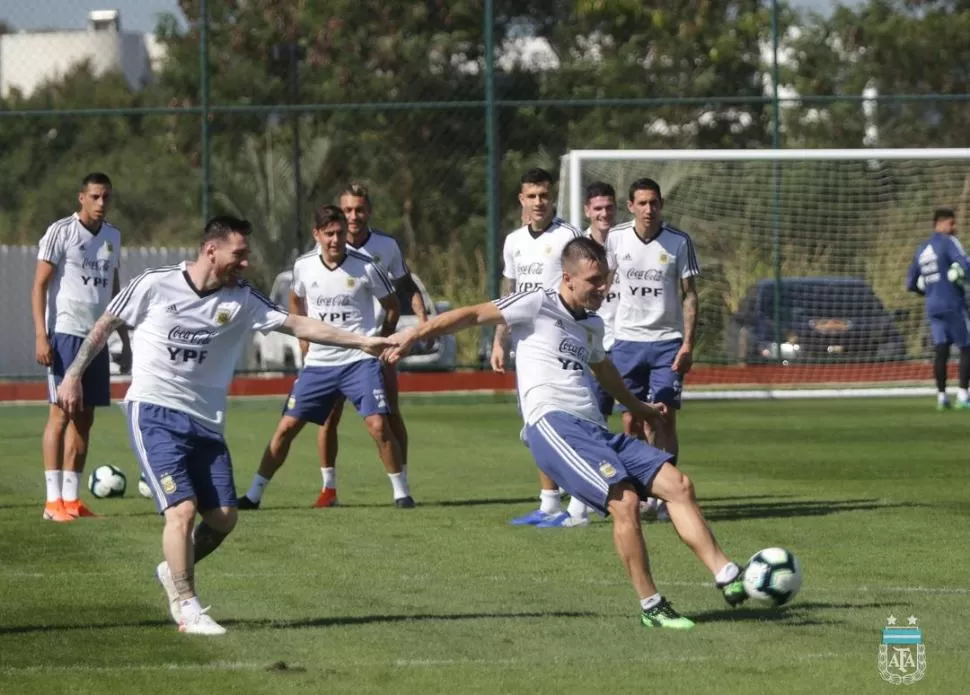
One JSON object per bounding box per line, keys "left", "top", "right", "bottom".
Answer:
{"left": 387, "top": 237, "right": 747, "bottom": 629}
{"left": 311, "top": 184, "right": 425, "bottom": 507}
{"left": 493, "top": 168, "right": 584, "bottom": 528}
{"left": 55, "top": 216, "right": 396, "bottom": 635}
{"left": 239, "top": 205, "right": 413, "bottom": 508}
{"left": 31, "top": 172, "right": 131, "bottom": 522}
{"left": 906, "top": 208, "right": 970, "bottom": 409}
{"left": 584, "top": 182, "right": 620, "bottom": 419}
{"left": 606, "top": 178, "right": 699, "bottom": 510}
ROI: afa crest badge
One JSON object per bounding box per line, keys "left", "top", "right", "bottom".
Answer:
{"left": 658, "top": 253, "right": 669, "bottom": 264}
{"left": 160, "top": 475, "right": 177, "bottom": 494}
{"left": 879, "top": 615, "right": 925, "bottom": 685}
{"left": 598, "top": 462, "right": 617, "bottom": 479}
{"left": 287, "top": 396, "right": 296, "bottom": 410}
{"left": 346, "top": 278, "right": 356, "bottom": 288}
{"left": 215, "top": 311, "right": 230, "bottom": 326}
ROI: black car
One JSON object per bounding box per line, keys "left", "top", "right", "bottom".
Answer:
{"left": 724, "top": 277, "right": 908, "bottom": 363}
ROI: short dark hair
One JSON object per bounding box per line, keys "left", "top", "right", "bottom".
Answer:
{"left": 81, "top": 172, "right": 112, "bottom": 190}
{"left": 585, "top": 181, "right": 616, "bottom": 203}
{"left": 934, "top": 208, "right": 956, "bottom": 224}
{"left": 562, "top": 236, "right": 608, "bottom": 270}
{"left": 314, "top": 204, "right": 347, "bottom": 229}
{"left": 628, "top": 177, "right": 662, "bottom": 202}
{"left": 201, "top": 215, "right": 252, "bottom": 246}
{"left": 520, "top": 168, "right": 553, "bottom": 187}
{"left": 340, "top": 182, "right": 371, "bottom": 207}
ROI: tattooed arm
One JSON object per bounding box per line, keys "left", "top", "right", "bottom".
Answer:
{"left": 672, "top": 276, "right": 698, "bottom": 375}
{"left": 57, "top": 312, "right": 126, "bottom": 416}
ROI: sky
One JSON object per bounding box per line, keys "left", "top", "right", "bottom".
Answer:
{"left": 2, "top": 0, "right": 853, "bottom": 34}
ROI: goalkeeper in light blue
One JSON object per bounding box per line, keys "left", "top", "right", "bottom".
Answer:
{"left": 906, "top": 208, "right": 970, "bottom": 410}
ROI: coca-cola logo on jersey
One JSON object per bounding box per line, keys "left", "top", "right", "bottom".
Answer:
{"left": 168, "top": 326, "right": 214, "bottom": 345}
{"left": 626, "top": 268, "right": 664, "bottom": 282}
{"left": 558, "top": 338, "right": 589, "bottom": 362}
{"left": 517, "top": 262, "right": 544, "bottom": 276}
{"left": 314, "top": 295, "right": 353, "bottom": 307}
{"left": 82, "top": 259, "right": 112, "bottom": 272}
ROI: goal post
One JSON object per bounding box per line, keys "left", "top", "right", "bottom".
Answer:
{"left": 558, "top": 148, "right": 970, "bottom": 399}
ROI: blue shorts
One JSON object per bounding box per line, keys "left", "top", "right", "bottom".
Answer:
{"left": 587, "top": 351, "right": 615, "bottom": 417}
{"left": 610, "top": 338, "right": 683, "bottom": 409}
{"left": 929, "top": 311, "right": 970, "bottom": 349}
{"left": 47, "top": 332, "right": 111, "bottom": 407}
{"left": 125, "top": 401, "right": 236, "bottom": 514}
{"left": 523, "top": 411, "right": 672, "bottom": 515}
{"left": 284, "top": 359, "right": 389, "bottom": 425}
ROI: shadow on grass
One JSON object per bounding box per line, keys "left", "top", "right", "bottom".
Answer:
{"left": 700, "top": 499, "right": 925, "bottom": 522}
{"left": 261, "top": 497, "right": 539, "bottom": 511}
{"left": 0, "top": 610, "right": 599, "bottom": 636}
{"left": 691, "top": 600, "right": 905, "bottom": 626}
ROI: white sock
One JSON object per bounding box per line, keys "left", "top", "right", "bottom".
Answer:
{"left": 44, "top": 470, "right": 63, "bottom": 503}
{"left": 640, "top": 593, "right": 662, "bottom": 611}
{"left": 321, "top": 467, "right": 336, "bottom": 490}
{"left": 62, "top": 471, "right": 80, "bottom": 502}
{"left": 959, "top": 388, "right": 969, "bottom": 403}
{"left": 566, "top": 496, "right": 588, "bottom": 520}
{"left": 246, "top": 474, "right": 271, "bottom": 503}
{"left": 180, "top": 596, "right": 202, "bottom": 617}
{"left": 715, "top": 562, "right": 741, "bottom": 586}
{"left": 539, "top": 489, "right": 561, "bottom": 515}
{"left": 939, "top": 391, "right": 949, "bottom": 404}
{"left": 388, "top": 472, "right": 410, "bottom": 500}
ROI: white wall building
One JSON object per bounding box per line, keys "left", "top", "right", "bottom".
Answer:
{"left": 0, "top": 10, "right": 165, "bottom": 98}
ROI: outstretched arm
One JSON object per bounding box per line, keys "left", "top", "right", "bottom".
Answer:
{"left": 57, "top": 312, "right": 126, "bottom": 416}
{"left": 389, "top": 301, "right": 507, "bottom": 363}
{"left": 589, "top": 358, "right": 666, "bottom": 427}
{"left": 279, "top": 314, "right": 395, "bottom": 355}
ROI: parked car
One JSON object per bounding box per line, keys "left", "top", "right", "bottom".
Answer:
{"left": 724, "top": 277, "right": 908, "bottom": 363}
{"left": 250, "top": 270, "right": 457, "bottom": 372}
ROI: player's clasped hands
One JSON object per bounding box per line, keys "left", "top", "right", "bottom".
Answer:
{"left": 380, "top": 327, "right": 420, "bottom": 365}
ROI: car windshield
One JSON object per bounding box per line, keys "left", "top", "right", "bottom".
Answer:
{"left": 765, "top": 283, "right": 886, "bottom": 318}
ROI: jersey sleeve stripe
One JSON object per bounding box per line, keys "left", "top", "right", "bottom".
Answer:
{"left": 494, "top": 290, "right": 536, "bottom": 310}
{"left": 38, "top": 218, "right": 71, "bottom": 261}
{"left": 373, "top": 263, "right": 396, "bottom": 295}
{"left": 106, "top": 266, "right": 173, "bottom": 317}
{"left": 246, "top": 284, "right": 288, "bottom": 314}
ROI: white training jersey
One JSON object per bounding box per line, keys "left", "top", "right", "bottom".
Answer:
{"left": 585, "top": 227, "right": 620, "bottom": 351}
{"left": 107, "top": 262, "right": 288, "bottom": 432}
{"left": 501, "top": 217, "right": 583, "bottom": 292}
{"left": 346, "top": 227, "right": 408, "bottom": 321}
{"left": 291, "top": 249, "right": 394, "bottom": 367}
{"left": 495, "top": 289, "right": 607, "bottom": 427}
{"left": 37, "top": 214, "right": 122, "bottom": 338}
{"left": 606, "top": 221, "right": 700, "bottom": 342}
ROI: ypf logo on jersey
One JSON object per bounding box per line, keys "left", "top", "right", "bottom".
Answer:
{"left": 878, "top": 615, "right": 925, "bottom": 685}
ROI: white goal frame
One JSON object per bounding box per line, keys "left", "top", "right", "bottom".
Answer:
{"left": 558, "top": 147, "right": 970, "bottom": 400}
{"left": 560, "top": 148, "right": 970, "bottom": 230}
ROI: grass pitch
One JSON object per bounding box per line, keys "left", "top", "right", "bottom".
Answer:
{"left": 1, "top": 397, "right": 968, "bottom": 694}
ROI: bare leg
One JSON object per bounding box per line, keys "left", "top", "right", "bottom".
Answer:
{"left": 257, "top": 416, "right": 307, "bottom": 479}
{"left": 63, "top": 408, "right": 95, "bottom": 475}
{"left": 382, "top": 364, "right": 408, "bottom": 468}
{"left": 42, "top": 404, "right": 69, "bottom": 472}
{"left": 363, "top": 414, "right": 403, "bottom": 474}
{"left": 317, "top": 397, "right": 345, "bottom": 469}
{"left": 607, "top": 483, "right": 658, "bottom": 599}
{"left": 648, "top": 463, "right": 730, "bottom": 574}
{"left": 163, "top": 498, "right": 199, "bottom": 601}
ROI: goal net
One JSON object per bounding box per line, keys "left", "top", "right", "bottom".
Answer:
{"left": 559, "top": 149, "right": 970, "bottom": 399}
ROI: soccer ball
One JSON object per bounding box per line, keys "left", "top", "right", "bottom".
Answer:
{"left": 88, "top": 465, "right": 127, "bottom": 499}
{"left": 742, "top": 547, "right": 803, "bottom": 606}
{"left": 138, "top": 474, "right": 153, "bottom": 499}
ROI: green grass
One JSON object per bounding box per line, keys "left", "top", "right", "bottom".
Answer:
{"left": 1, "top": 398, "right": 968, "bottom": 694}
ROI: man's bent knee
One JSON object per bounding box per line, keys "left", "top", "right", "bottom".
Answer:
{"left": 607, "top": 483, "right": 641, "bottom": 522}
{"left": 365, "top": 415, "right": 391, "bottom": 442}
{"left": 202, "top": 505, "right": 237, "bottom": 533}
{"left": 164, "top": 497, "right": 198, "bottom": 527}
